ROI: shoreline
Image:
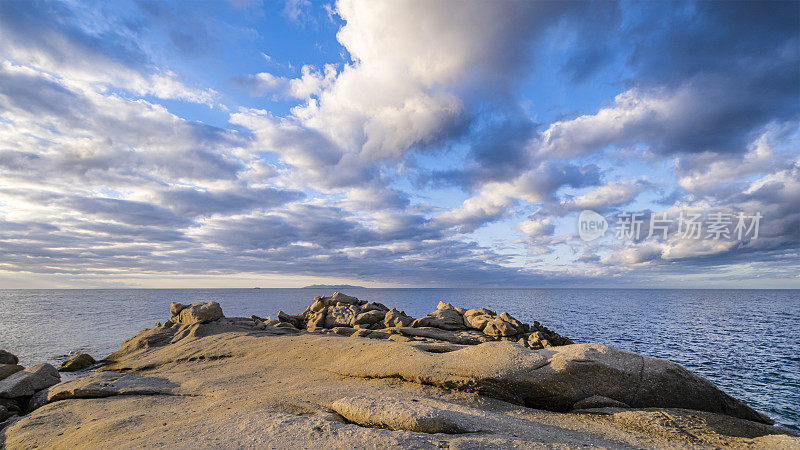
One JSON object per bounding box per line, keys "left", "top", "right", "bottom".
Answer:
{"left": 2, "top": 292, "right": 798, "bottom": 448}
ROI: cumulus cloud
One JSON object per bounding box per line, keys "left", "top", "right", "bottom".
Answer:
{"left": 560, "top": 179, "right": 652, "bottom": 213}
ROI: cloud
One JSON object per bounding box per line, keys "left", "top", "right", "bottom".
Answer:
{"left": 560, "top": 179, "right": 652, "bottom": 213}
{"left": 0, "top": 0, "right": 798, "bottom": 287}
{"left": 0, "top": 1, "right": 218, "bottom": 105}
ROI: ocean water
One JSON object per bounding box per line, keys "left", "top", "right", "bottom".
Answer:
{"left": 0, "top": 288, "right": 797, "bottom": 430}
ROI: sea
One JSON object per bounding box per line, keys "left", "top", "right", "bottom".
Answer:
{"left": 0, "top": 288, "right": 797, "bottom": 430}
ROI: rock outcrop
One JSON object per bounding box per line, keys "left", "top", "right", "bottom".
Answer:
{"left": 3, "top": 294, "right": 795, "bottom": 449}
{"left": 0, "top": 352, "right": 61, "bottom": 427}
{"left": 272, "top": 293, "right": 572, "bottom": 350}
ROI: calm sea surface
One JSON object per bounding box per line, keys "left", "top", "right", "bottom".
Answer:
{"left": 0, "top": 288, "right": 797, "bottom": 430}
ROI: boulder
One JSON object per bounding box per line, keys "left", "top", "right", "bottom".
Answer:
{"left": 330, "top": 342, "right": 772, "bottom": 425}
{"left": 483, "top": 317, "right": 521, "bottom": 337}
{"left": 58, "top": 353, "right": 96, "bottom": 372}
{"left": 0, "top": 365, "right": 24, "bottom": 381}
{"left": 354, "top": 309, "right": 386, "bottom": 326}
{"left": 324, "top": 304, "right": 362, "bottom": 328}
{"left": 329, "top": 292, "right": 363, "bottom": 306}
{"left": 0, "top": 351, "right": 18, "bottom": 365}
{"left": 0, "top": 364, "right": 60, "bottom": 398}
{"left": 411, "top": 302, "right": 466, "bottom": 331}
{"left": 383, "top": 308, "right": 414, "bottom": 328}
{"left": 463, "top": 308, "right": 495, "bottom": 330}
{"left": 498, "top": 312, "right": 523, "bottom": 329}
{"left": 173, "top": 302, "right": 223, "bottom": 324}
{"left": 276, "top": 311, "right": 304, "bottom": 328}
{"left": 169, "top": 302, "right": 187, "bottom": 317}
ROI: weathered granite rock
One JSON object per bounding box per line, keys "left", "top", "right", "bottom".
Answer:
{"left": 329, "top": 341, "right": 773, "bottom": 425}
{"left": 5, "top": 303, "right": 791, "bottom": 449}
{"left": 483, "top": 317, "right": 522, "bottom": 338}
{"left": 463, "top": 308, "right": 495, "bottom": 330}
{"left": 0, "top": 364, "right": 60, "bottom": 398}
{"left": 330, "top": 396, "right": 479, "bottom": 434}
{"left": 276, "top": 293, "right": 574, "bottom": 351}
{"left": 325, "top": 304, "right": 362, "bottom": 328}
{"left": 58, "top": 353, "right": 96, "bottom": 372}
{"left": 383, "top": 308, "right": 414, "bottom": 328}
{"left": 362, "top": 302, "right": 389, "bottom": 312}
{"left": 46, "top": 372, "right": 179, "bottom": 403}
{"left": 0, "top": 351, "right": 19, "bottom": 365}
{"left": 169, "top": 302, "right": 187, "bottom": 317}
{"left": 172, "top": 302, "right": 223, "bottom": 324}
{"left": 305, "top": 310, "right": 326, "bottom": 331}
{"left": 354, "top": 309, "right": 386, "bottom": 326}
{"left": 332, "top": 326, "right": 357, "bottom": 337}
{"left": 0, "top": 365, "right": 24, "bottom": 381}
{"left": 392, "top": 327, "right": 488, "bottom": 345}
{"left": 411, "top": 302, "right": 467, "bottom": 331}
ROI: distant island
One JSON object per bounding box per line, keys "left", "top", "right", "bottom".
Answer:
{"left": 302, "top": 284, "right": 366, "bottom": 289}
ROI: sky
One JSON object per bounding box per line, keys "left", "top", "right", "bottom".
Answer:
{"left": 0, "top": 0, "right": 798, "bottom": 288}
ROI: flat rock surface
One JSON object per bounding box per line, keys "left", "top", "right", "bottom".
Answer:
{"left": 2, "top": 319, "right": 797, "bottom": 449}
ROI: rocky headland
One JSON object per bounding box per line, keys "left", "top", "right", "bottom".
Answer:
{"left": 1, "top": 292, "right": 797, "bottom": 448}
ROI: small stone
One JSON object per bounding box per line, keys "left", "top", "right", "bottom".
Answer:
{"left": 59, "top": 354, "right": 96, "bottom": 372}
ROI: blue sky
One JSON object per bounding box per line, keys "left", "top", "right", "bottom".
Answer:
{"left": 0, "top": 0, "right": 798, "bottom": 288}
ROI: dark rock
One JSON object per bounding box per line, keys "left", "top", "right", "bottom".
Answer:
{"left": 0, "top": 351, "right": 18, "bottom": 365}
{"left": 0, "top": 365, "right": 24, "bottom": 382}
{"left": 0, "top": 364, "right": 60, "bottom": 398}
